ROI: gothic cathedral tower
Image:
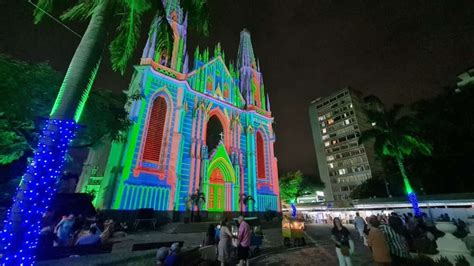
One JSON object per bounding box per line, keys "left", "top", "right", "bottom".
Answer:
{"left": 77, "top": 0, "right": 280, "bottom": 214}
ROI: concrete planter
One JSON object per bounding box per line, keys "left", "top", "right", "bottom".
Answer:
{"left": 436, "top": 221, "right": 457, "bottom": 235}
{"left": 468, "top": 218, "right": 474, "bottom": 236}
{"left": 434, "top": 221, "right": 473, "bottom": 264}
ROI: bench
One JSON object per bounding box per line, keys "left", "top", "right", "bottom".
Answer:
{"left": 134, "top": 208, "right": 157, "bottom": 230}
{"left": 36, "top": 242, "right": 114, "bottom": 261}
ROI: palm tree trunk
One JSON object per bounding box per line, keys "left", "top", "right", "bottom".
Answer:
{"left": 0, "top": 1, "right": 114, "bottom": 263}
{"left": 396, "top": 156, "right": 421, "bottom": 216}
{"left": 50, "top": 0, "right": 113, "bottom": 121}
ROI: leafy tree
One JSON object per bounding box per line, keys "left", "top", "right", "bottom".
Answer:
{"left": 0, "top": 54, "right": 128, "bottom": 166}
{"left": 2, "top": 1, "right": 210, "bottom": 261}
{"left": 279, "top": 170, "right": 324, "bottom": 204}
{"left": 359, "top": 105, "right": 432, "bottom": 215}
{"left": 410, "top": 85, "right": 474, "bottom": 194}
{"left": 32, "top": 0, "right": 210, "bottom": 123}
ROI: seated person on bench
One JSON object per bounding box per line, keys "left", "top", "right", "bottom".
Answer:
{"left": 75, "top": 225, "right": 101, "bottom": 246}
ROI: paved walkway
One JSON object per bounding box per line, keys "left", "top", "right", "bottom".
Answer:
{"left": 252, "top": 224, "right": 373, "bottom": 266}
{"left": 37, "top": 222, "right": 374, "bottom": 266}
{"left": 37, "top": 224, "right": 283, "bottom": 265}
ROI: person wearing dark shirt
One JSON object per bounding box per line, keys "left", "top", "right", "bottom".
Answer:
{"left": 331, "top": 217, "right": 353, "bottom": 266}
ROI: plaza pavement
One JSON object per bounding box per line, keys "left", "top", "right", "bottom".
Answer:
{"left": 251, "top": 224, "right": 374, "bottom": 266}
{"left": 37, "top": 222, "right": 374, "bottom": 266}
{"left": 37, "top": 221, "right": 284, "bottom": 265}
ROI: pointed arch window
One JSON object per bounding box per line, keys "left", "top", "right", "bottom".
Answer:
{"left": 143, "top": 96, "right": 167, "bottom": 163}
{"left": 256, "top": 131, "right": 266, "bottom": 179}
{"left": 223, "top": 83, "right": 229, "bottom": 99}
{"left": 206, "top": 75, "right": 213, "bottom": 92}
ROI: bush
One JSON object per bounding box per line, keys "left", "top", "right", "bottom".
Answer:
{"left": 454, "top": 255, "right": 469, "bottom": 266}
{"left": 406, "top": 255, "right": 436, "bottom": 266}
{"left": 435, "top": 256, "right": 453, "bottom": 266}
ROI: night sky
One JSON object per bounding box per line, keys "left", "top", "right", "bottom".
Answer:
{"left": 2, "top": 0, "right": 474, "bottom": 175}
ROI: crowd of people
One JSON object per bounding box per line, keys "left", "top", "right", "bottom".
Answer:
{"left": 332, "top": 211, "right": 472, "bottom": 266}
{"left": 38, "top": 211, "right": 116, "bottom": 248}
{"left": 204, "top": 215, "right": 252, "bottom": 266}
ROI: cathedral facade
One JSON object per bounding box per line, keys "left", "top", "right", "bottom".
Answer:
{"left": 78, "top": 0, "right": 280, "bottom": 213}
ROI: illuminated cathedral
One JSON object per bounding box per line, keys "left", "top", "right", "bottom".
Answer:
{"left": 77, "top": 0, "right": 280, "bottom": 213}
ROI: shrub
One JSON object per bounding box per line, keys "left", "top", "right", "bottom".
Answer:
{"left": 454, "top": 255, "right": 469, "bottom": 266}
{"left": 435, "top": 256, "right": 453, "bottom": 266}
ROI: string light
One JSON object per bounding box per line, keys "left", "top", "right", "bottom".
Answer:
{"left": 0, "top": 119, "right": 78, "bottom": 265}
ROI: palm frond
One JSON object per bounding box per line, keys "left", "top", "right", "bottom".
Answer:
{"left": 181, "top": 0, "right": 210, "bottom": 36}
{"left": 382, "top": 143, "right": 399, "bottom": 157}
{"left": 33, "top": 0, "right": 54, "bottom": 24}
{"left": 60, "top": 0, "right": 100, "bottom": 21}
{"left": 402, "top": 135, "right": 433, "bottom": 156}
{"left": 155, "top": 16, "right": 174, "bottom": 59}
{"left": 109, "top": 0, "right": 152, "bottom": 74}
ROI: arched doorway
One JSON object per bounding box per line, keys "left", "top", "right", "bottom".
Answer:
{"left": 206, "top": 115, "right": 224, "bottom": 155}
{"left": 204, "top": 144, "right": 238, "bottom": 212}
{"left": 208, "top": 168, "right": 225, "bottom": 212}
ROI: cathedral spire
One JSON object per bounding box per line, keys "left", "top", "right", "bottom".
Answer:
{"left": 237, "top": 29, "right": 256, "bottom": 70}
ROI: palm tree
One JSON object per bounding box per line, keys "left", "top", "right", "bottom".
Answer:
{"left": 0, "top": 1, "right": 209, "bottom": 263}
{"left": 359, "top": 105, "right": 432, "bottom": 216}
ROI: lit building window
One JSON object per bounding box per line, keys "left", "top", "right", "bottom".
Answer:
{"left": 322, "top": 134, "right": 329, "bottom": 140}
{"left": 344, "top": 119, "right": 350, "bottom": 125}
{"left": 338, "top": 168, "right": 347, "bottom": 175}
{"left": 327, "top": 155, "right": 334, "bottom": 161}
{"left": 329, "top": 163, "right": 334, "bottom": 169}
{"left": 324, "top": 141, "right": 330, "bottom": 147}
{"left": 322, "top": 128, "right": 327, "bottom": 134}
{"left": 327, "top": 118, "right": 334, "bottom": 125}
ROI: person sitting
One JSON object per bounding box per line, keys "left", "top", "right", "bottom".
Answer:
{"left": 156, "top": 246, "right": 170, "bottom": 266}
{"left": 75, "top": 225, "right": 101, "bottom": 246}
{"left": 55, "top": 214, "right": 75, "bottom": 246}
{"left": 164, "top": 242, "right": 180, "bottom": 266}
{"left": 39, "top": 226, "right": 56, "bottom": 247}
{"left": 100, "top": 219, "right": 115, "bottom": 243}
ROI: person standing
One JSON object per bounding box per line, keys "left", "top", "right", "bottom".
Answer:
{"left": 206, "top": 224, "right": 216, "bottom": 245}
{"left": 218, "top": 221, "right": 232, "bottom": 266}
{"left": 237, "top": 215, "right": 251, "bottom": 266}
{"left": 380, "top": 218, "right": 410, "bottom": 266}
{"left": 354, "top": 212, "right": 366, "bottom": 240}
{"left": 367, "top": 216, "right": 392, "bottom": 266}
{"left": 331, "top": 217, "right": 353, "bottom": 266}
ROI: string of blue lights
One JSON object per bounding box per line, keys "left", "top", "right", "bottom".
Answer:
{"left": 407, "top": 192, "right": 421, "bottom": 217}
{"left": 0, "top": 119, "right": 77, "bottom": 265}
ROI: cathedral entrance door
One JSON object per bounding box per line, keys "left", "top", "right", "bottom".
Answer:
{"left": 207, "top": 168, "right": 225, "bottom": 212}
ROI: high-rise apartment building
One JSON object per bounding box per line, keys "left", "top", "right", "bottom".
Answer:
{"left": 309, "top": 88, "right": 381, "bottom": 201}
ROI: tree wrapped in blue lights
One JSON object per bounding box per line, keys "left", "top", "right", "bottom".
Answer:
{"left": 0, "top": 120, "right": 77, "bottom": 264}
